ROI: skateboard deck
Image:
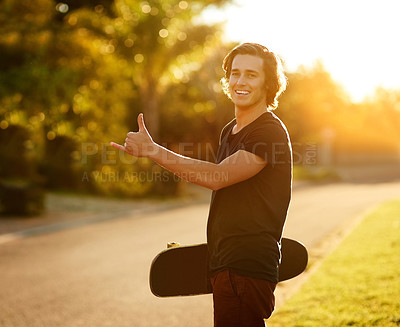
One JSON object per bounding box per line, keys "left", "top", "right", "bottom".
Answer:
{"left": 150, "top": 238, "right": 308, "bottom": 297}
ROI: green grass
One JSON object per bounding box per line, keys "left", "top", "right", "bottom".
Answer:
{"left": 269, "top": 199, "right": 400, "bottom": 327}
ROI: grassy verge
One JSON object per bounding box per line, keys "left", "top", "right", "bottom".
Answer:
{"left": 269, "top": 199, "right": 400, "bottom": 327}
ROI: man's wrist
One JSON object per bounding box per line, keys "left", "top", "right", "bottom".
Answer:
{"left": 145, "top": 142, "right": 161, "bottom": 160}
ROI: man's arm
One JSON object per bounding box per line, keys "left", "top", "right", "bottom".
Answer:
{"left": 110, "top": 114, "right": 267, "bottom": 191}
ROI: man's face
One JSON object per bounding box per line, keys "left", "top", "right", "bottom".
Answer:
{"left": 228, "top": 54, "right": 267, "bottom": 110}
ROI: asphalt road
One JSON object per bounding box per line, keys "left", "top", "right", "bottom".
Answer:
{"left": 1, "top": 180, "right": 399, "bottom": 327}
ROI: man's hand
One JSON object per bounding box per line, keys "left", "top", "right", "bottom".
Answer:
{"left": 110, "top": 113, "right": 156, "bottom": 157}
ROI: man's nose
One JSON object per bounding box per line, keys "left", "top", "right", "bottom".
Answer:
{"left": 237, "top": 75, "right": 246, "bottom": 85}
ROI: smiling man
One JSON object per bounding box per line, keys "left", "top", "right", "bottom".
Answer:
{"left": 111, "top": 43, "right": 292, "bottom": 326}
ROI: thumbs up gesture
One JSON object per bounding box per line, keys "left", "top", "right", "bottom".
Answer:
{"left": 110, "top": 113, "right": 155, "bottom": 157}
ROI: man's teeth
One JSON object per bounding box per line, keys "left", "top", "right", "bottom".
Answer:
{"left": 236, "top": 90, "right": 249, "bottom": 95}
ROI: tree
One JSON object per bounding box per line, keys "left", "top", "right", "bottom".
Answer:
{"left": 278, "top": 62, "right": 400, "bottom": 165}
{"left": 278, "top": 61, "right": 351, "bottom": 143}
{"left": 159, "top": 43, "right": 236, "bottom": 161}
{"left": 0, "top": 0, "right": 235, "bottom": 197}
{"left": 63, "top": 0, "right": 233, "bottom": 195}
{"left": 69, "top": 0, "right": 230, "bottom": 139}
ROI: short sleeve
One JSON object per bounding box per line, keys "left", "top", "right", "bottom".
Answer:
{"left": 242, "top": 123, "right": 290, "bottom": 166}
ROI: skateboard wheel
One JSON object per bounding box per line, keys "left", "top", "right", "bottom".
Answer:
{"left": 167, "top": 242, "right": 180, "bottom": 248}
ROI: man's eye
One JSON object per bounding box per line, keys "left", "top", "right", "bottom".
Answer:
{"left": 231, "top": 72, "right": 240, "bottom": 77}
{"left": 248, "top": 74, "right": 256, "bottom": 78}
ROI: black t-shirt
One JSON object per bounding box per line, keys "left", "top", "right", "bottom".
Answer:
{"left": 207, "top": 111, "right": 292, "bottom": 283}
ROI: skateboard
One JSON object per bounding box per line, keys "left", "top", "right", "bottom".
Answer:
{"left": 149, "top": 238, "right": 308, "bottom": 297}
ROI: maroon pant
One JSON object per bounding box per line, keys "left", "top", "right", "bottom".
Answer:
{"left": 210, "top": 269, "right": 276, "bottom": 327}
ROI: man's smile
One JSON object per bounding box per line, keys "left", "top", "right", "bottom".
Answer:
{"left": 235, "top": 90, "right": 250, "bottom": 95}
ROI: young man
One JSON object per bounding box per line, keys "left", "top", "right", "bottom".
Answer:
{"left": 111, "top": 43, "right": 292, "bottom": 326}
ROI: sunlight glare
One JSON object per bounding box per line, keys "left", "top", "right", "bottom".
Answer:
{"left": 201, "top": 0, "right": 400, "bottom": 102}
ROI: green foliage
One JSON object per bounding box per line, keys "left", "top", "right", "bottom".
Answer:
{"left": 0, "top": 124, "right": 45, "bottom": 215}
{"left": 0, "top": 0, "right": 233, "bottom": 198}
{"left": 279, "top": 61, "right": 350, "bottom": 143}
{"left": 159, "top": 43, "right": 236, "bottom": 157}
{"left": 0, "top": 180, "right": 45, "bottom": 216}
{"left": 0, "top": 125, "right": 35, "bottom": 179}
{"left": 269, "top": 199, "right": 400, "bottom": 326}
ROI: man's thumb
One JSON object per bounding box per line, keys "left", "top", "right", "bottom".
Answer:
{"left": 138, "top": 113, "right": 148, "bottom": 133}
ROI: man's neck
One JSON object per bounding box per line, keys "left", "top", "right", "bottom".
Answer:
{"left": 233, "top": 103, "right": 269, "bottom": 134}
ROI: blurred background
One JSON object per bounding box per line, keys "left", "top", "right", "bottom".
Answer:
{"left": 1, "top": 0, "right": 399, "bottom": 215}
